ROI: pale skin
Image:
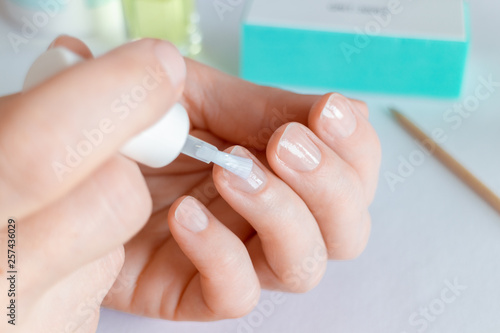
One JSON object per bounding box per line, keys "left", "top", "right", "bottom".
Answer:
{"left": 0, "top": 36, "right": 381, "bottom": 332}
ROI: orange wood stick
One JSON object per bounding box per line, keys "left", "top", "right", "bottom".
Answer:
{"left": 391, "top": 108, "right": 500, "bottom": 215}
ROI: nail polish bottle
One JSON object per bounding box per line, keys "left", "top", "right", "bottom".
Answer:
{"left": 23, "top": 47, "right": 252, "bottom": 178}
{"left": 121, "top": 0, "right": 202, "bottom": 56}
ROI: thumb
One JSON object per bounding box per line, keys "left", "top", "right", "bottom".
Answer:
{"left": 0, "top": 39, "right": 185, "bottom": 219}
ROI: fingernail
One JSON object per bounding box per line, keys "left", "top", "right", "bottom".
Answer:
{"left": 48, "top": 37, "right": 60, "bottom": 49}
{"left": 175, "top": 197, "right": 208, "bottom": 233}
{"left": 154, "top": 41, "right": 186, "bottom": 89}
{"left": 277, "top": 123, "right": 321, "bottom": 172}
{"left": 48, "top": 40, "right": 57, "bottom": 49}
{"left": 321, "top": 93, "right": 357, "bottom": 138}
{"left": 223, "top": 146, "right": 267, "bottom": 194}
{"left": 47, "top": 34, "right": 69, "bottom": 49}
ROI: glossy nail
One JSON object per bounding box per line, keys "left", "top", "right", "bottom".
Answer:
{"left": 224, "top": 146, "right": 267, "bottom": 193}
{"left": 277, "top": 123, "right": 321, "bottom": 172}
{"left": 48, "top": 39, "right": 58, "bottom": 49}
{"left": 154, "top": 41, "right": 186, "bottom": 89}
{"left": 321, "top": 93, "right": 357, "bottom": 138}
{"left": 175, "top": 197, "right": 208, "bottom": 233}
{"left": 47, "top": 34, "right": 72, "bottom": 50}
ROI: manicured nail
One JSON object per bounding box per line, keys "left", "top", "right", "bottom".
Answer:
{"left": 277, "top": 123, "right": 321, "bottom": 172}
{"left": 224, "top": 146, "right": 267, "bottom": 193}
{"left": 48, "top": 39, "right": 57, "bottom": 49}
{"left": 47, "top": 34, "right": 70, "bottom": 49}
{"left": 321, "top": 93, "right": 357, "bottom": 138}
{"left": 154, "top": 41, "right": 186, "bottom": 89}
{"left": 48, "top": 37, "right": 62, "bottom": 49}
{"left": 175, "top": 197, "right": 208, "bottom": 233}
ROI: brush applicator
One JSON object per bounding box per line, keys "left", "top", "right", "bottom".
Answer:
{"left": 24, "top": 47, "right": 253, "bottom": 179}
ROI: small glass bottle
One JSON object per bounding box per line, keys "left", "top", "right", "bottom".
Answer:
{"left": 121, "top": 0, "right": 202, "bottom": 56}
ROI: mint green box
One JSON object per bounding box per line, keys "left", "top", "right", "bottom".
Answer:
{"left": 241, "top": 0, "right": 470, "bottom": 98}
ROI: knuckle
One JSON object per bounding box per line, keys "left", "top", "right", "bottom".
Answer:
{"left": 324, "top": 166, "right": 364, "bottom": 208}
{"left": 100, "top": 246, "right": 126, "bottom": 278}
{"left": 87, "top": 247, "right": 127, "bottom": 298}
{"left": 220, "top": 285, "right": 260, "bottom": 319}
{"left": 327, "top": 212, "right": 371, "bottom": 260}
{"left": 215, "top": 243, "right": 248, "bottom": 273}
{"left": 96, "top": 157, "right": 152, "bottom": 235}
{"left": 284, "top": 267, "right": 326, "bottom": 294}
{"left": 360, "top": 123, "right": 382, "bottom": 169}
{"left": 327, "top": 243, "right": 362, "bottom": 261}
{"left": 355, "top": 213, "right": 372, "bottom": 256}
{"left": 280, "top": 249, "right": 328, "bottom": 293}
{"left": 206, "top": 244, "right": 260, "bottom": 319}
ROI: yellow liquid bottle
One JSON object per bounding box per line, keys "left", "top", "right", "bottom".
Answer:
{"left": 122, "top": 0, "right": 202, "bottom": 56}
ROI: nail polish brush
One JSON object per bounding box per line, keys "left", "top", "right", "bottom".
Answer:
{"left": 24, "top": 47, "right": 253, "bottom": 179}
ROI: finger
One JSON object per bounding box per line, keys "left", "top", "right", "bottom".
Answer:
{"left": 48, "top": 35, "right": 93, "bottom": 59}
{"left": 181, "top": 59, "right": 363, "bottom": 149}
{"left": 24, "top": 247, "right": 125, "bottom": 333}
{"left": 213, "top": 146, "right": 328, "bottom": 292}
{"left": 167, "top": 196, "right": 260, "bottom": 320}
{"left": 267, "top": 123, "right": 371, "bottom": 260}
{"left": 308, "top": 93, "right": 381, "bottom": 202}
{"left": 20, "top": 155, "right": 152, "bottom": 292}
{"left": 0, "top": 38, "right": 185, "bottom": 220}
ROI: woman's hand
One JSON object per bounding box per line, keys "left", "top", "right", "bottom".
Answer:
{"left": 103, "top": 44, "right": 381, "bottom": 319}
{"left": 0, "top": 35, "right": 381, "bottom": 331}
{"left": 0, "top": 36, "right": 186, "bottom": 332}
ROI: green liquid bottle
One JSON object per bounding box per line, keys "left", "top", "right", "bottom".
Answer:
{"left": 122, "top": 0, "right": 202, "bottom": 56}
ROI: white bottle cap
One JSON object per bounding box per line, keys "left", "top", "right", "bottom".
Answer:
{"left": 120, "top": 103, "right": 189, "bottom": 168}
{"left": 24, "top": 47, "right": 190, "bottom": 168}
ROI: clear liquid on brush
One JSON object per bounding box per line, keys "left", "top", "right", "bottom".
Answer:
{"left": 181, "top": 135, "right": 253, "bottom": 179}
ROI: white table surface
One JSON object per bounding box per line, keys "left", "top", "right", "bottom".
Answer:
{"left": 1, "top": 0, "right": 499, "bottom": 332}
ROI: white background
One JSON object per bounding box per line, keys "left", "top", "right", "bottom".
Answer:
{"left": 1, "top": 0, "right": 499, "bottom": 332}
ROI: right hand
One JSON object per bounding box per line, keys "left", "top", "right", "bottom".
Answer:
{"left": 0, "top": 36, "right": 186, "bottom": 332}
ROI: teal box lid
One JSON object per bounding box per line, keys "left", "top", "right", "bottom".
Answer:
{"left": 241, "top": 0, "right": 470, "bottom": 98}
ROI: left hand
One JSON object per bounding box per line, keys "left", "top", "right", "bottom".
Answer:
{"left": 30, "top": 36, "right": 381, "bottom": 322}
{"left": 99, "top": 38, "right": 381, "bottom": 320}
